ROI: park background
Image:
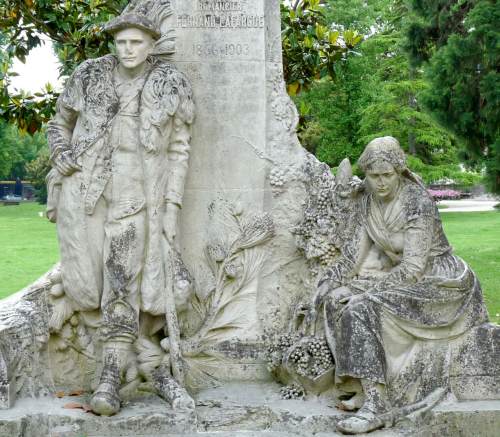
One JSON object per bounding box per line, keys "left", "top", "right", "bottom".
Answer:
{"left": 0, "top": 0, "right": 498, "bottom": 323}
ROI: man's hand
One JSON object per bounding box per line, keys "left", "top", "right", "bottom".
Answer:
{"left": 164, "top": 202, "right": 180, "bottom": 245}
{"left": 53, "top": 150, "right": 81, "bottom": 176}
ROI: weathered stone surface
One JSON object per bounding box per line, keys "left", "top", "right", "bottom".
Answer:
{"left": 450, "top": 323, "right": 500, "bottom": 400}
{"left": 412, "top": 401, "right": 500, "bottom": 437}
{"left": 0, "top": 384, "right": 15, "bottom": 410}
{"left": 170, "top": 0, "right": 311, "bottom": 359}
{"left": 0, "top": 274, "right": 53, "bottom": 409}
{"left": 37, "top": 0, "right": 314, "bottom": 402}
{"left": 0, "top": 383, "right": 498, "bottom": 437}
{"left": 0, "top": 0, "right": 312, "bottom": 419}
{"left": 44, "top": 0, "right": 198, "bottom": 416}
{"left": 265, "top": 137, "right": 499, "bottom": 434}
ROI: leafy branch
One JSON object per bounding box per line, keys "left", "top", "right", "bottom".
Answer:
{"left": 281, "top": 0, "right": 362, "bottom": 95}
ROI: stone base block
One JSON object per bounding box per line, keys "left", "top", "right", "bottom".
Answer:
{"left": 450, "top": 323, "right": 500, "bottom": 401}
{"left": 0, "top": 383, "right": 498, "bottom": 437}
{"left": 0, "top": 383, "right": 15, "bottom": 410}
{"left": 413, "top": 401, "right": 500, "bottom": 437}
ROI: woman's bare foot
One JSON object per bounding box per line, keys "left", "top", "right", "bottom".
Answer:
{"left": 336, "top": 408, "right": 384, "bottom": 434}
{"left": 338, "top": 391, "right": 365, "bottom": 411}
{"left": 336, "top": 379, "right": 388, "bottom": 434}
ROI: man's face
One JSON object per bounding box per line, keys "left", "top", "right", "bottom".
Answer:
{"left": 114, "top": 27, "right": 154, "bottom": 70}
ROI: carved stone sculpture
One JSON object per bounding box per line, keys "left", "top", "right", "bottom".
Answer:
{"left": 46, "top": 4, "right": 194, "bottom": 415}
{"left": 0, "top": 1, "right": 498, "bottom": 436}
{"left": 300, "top": 136, "right": 491, "bottom": 433}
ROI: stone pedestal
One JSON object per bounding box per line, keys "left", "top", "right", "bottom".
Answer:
{"left": 164, "top": 0, "right": 311, "bottom": 381}
{"left": 0, "top": 382, "right": 498, "bottom": 437}
{"left": 450, "top": 323, "right": 500, "bottom": 400}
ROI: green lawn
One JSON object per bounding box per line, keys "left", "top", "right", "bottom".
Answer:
{"left": 0, "top": 203, "right": 59, "bottom": 297}
{"left": 0, "top": 204, "right": 499, "bottom": 323}
{"left": 441, "top": 211, "right": 500, "bottom": 324}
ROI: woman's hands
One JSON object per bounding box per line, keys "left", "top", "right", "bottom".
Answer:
{"left": 332, "top": 286, "right": 354, "bottom": 304}
{"left": 300, "top": 280, "right": 340, "bottom": 335}
{"left": 302, "top": 283, "right": 358, "bottom": 334}
{"left": 313, "top": 280, "right": 333, "bottom": 308}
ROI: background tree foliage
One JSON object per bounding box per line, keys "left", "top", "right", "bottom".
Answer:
{"left": 0, "top": 0, "right": 361, "bottom": 131}
{"left": 25, "top": 145, "right": 50, "bottom": 202}
{"left": 0, "top": 0, "right": 128, "bottom": 133}
{"left": 0, "top": 120, "right": 46, "bottom": 179}
{"left": 0, "top": 0, "right": 490, "bottom": 192}
{"left": 405, "top": 0, "right": 500, "bottom": 192}
{"left": 294, "top": 0, "right": 483, "bottom": 187}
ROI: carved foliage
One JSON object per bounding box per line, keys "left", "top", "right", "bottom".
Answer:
{"left": 292, "top": 156, "right": 362, "bottom": 278}
{"left": 132, "top": 200, "right": 276, "bottom": 390}
{"left": 178, "top": 201, "right": 275, "bottom": 388}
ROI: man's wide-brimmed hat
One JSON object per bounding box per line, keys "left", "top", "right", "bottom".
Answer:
{"left": 104, "top": 13, "right": 161, "bottom": 40}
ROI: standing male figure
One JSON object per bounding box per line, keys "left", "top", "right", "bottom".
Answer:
{"left": 47, "top": 10, "right": 195, "bottom": 415}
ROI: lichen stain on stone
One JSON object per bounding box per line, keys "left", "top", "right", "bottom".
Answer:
{"left": 105, "top": 223, "right": 137, "bottom": 296}
{"left": 207, "top": 201, "right": 216, "bottom": 218}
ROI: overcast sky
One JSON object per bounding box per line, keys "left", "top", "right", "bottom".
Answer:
{"left": 10, "top": 38, "right": 62, "bottom": 93}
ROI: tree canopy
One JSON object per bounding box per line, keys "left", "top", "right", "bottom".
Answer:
{"left": 281, "top": 0, "right": 362, "bottom": 95}
{"left": 405, "top": 0, "right": 500, "bottom": 192}
{"left": 0, "top": 0, "right": 361, "bottom": 132}
{"left": 0, "top": 121, "right": 46, "bottom": 180}
{"left": 0, "top": 0, "right": 128, "bottom": 133}
{"left": 294, "top": 0, "right": 482, "bottom": 187}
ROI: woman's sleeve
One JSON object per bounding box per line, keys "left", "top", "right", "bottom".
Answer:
{"left": 318, "top": 225, "right": 371, "bottom": 287}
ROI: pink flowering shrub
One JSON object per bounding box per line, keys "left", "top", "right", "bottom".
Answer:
{"left": 427, "top": 189, "right": 462, "bottom": 201}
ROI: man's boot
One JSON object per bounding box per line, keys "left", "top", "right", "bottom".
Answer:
{"left": 90, "top": 342, "right": 131, "bottom": 416}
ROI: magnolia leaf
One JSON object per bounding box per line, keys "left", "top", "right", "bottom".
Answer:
{"left": 329, "top": 31, "right": 340, "bottom": 45}
{"left": 287, "top": 82, "right": 300, "bottom": 96}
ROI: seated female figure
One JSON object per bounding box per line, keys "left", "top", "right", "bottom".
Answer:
{"left": 311, "top": 137, "right": 488, "bottom": 434}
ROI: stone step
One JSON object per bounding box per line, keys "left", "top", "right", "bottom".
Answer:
{"left": 0, "top": 384, "right": 498, "bottom": 437}
{"left": 51, "top": 432, "right": 402, "bottom": 437}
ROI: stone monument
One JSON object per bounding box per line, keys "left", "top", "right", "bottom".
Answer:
{"left": 0, "top": 1, "right": 498, "bottom": 436}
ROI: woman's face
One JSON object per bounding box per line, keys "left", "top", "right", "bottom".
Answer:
{"left": 365, "top": 160, "right": 400, "bottom": 202}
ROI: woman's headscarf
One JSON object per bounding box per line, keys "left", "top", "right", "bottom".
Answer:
{"left": 357, "top": 136, "right": 425, "bottom": 189}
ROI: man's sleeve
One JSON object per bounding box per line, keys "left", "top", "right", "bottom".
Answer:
{"left": 164, "top": 72, "right": 195, "bottom": 208}
{"left": 139, "top": 65, "right": 195, "bottom": 207}
{"left": 47, "top": 67, "right": 84, "bottom": 161}
{"left": 164, "top": 115, "right": 192, "bottom": 207}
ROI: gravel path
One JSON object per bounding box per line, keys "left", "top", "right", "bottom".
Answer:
{"left": 438, "top": 199, "right": 499, "bottom": 213}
